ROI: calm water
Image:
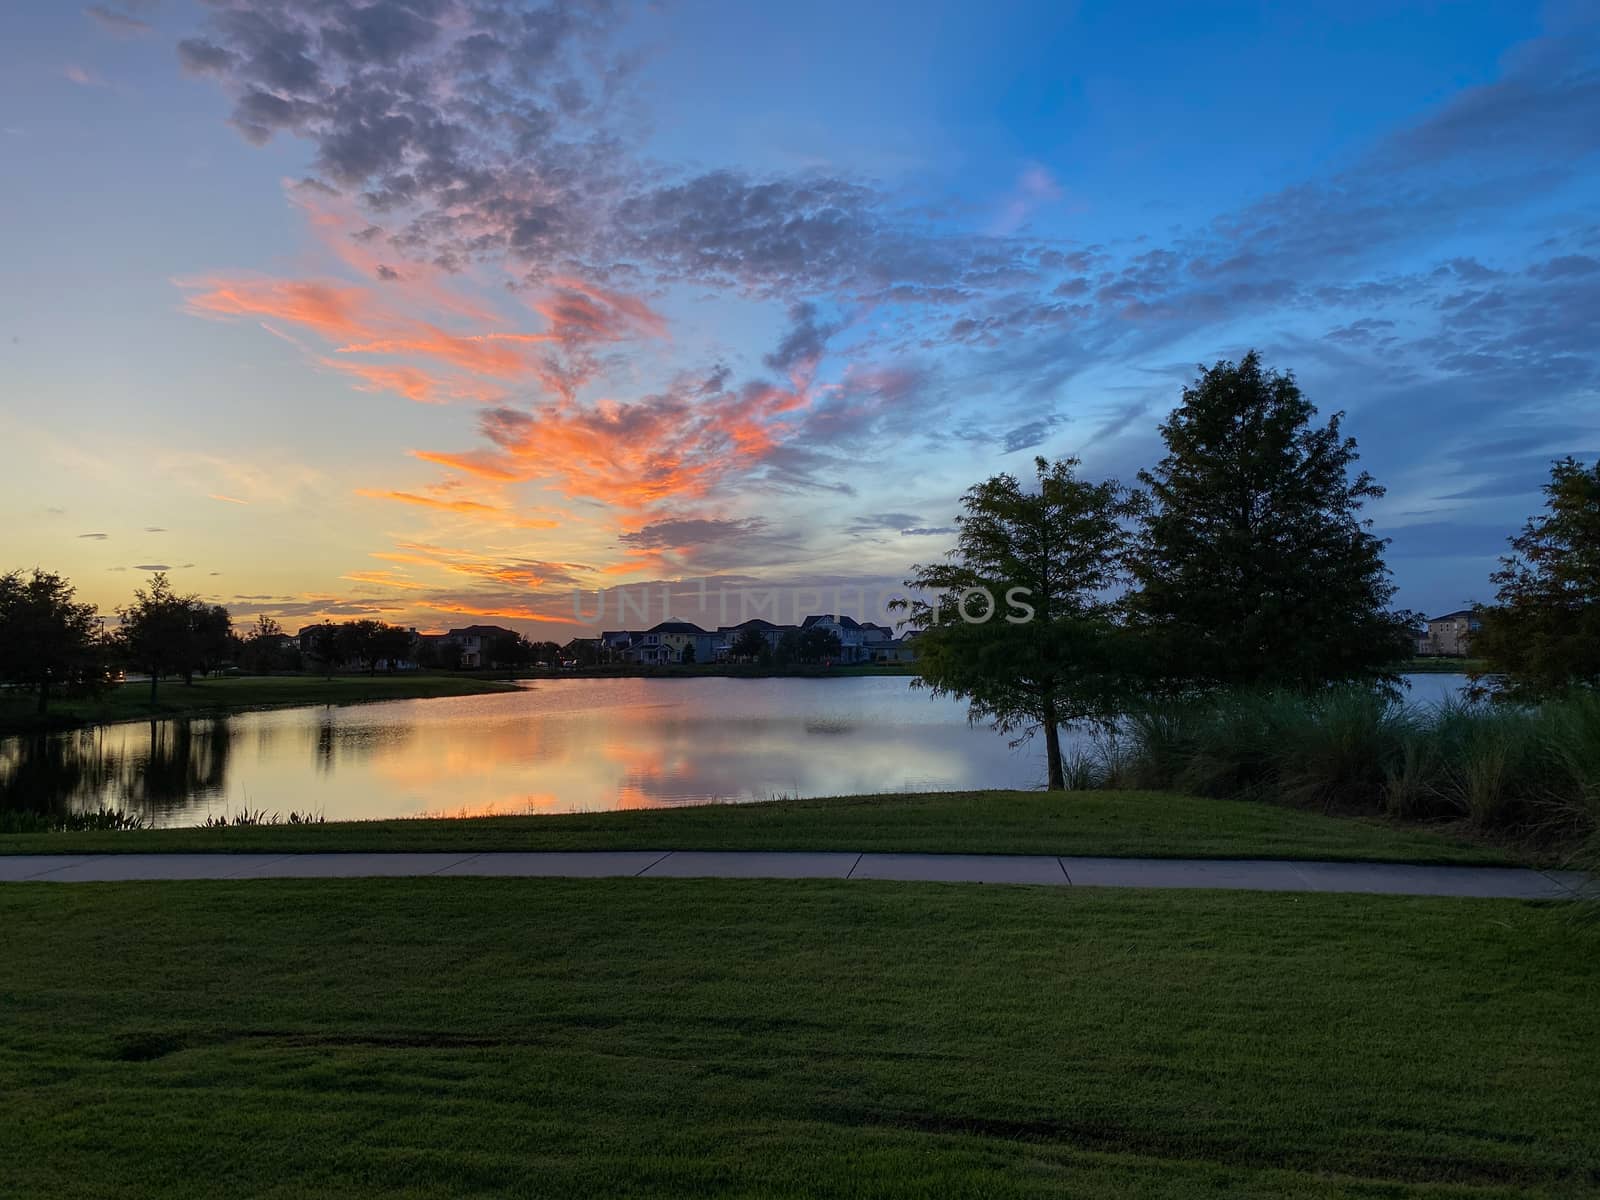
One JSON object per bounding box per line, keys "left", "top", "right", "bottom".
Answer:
{"left": 1, "top": 674, "right": 1472, "bottom": 827}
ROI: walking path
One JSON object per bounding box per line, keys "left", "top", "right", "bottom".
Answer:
{"left": 0, "top": 851, "right": 1588, "bottom": 897}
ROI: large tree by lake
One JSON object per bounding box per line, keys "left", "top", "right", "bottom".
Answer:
{"left": 898, "top": 456, "right": 1136, "bottom": 791}
{"left": 1472, "top": 457, "right": 1600, "bottom": 699}
{"left": 0, "top": 568, "right": 107, "bottom": 714}
{"left": 1129, "top": 352, "right": 1414, "bottom": 691}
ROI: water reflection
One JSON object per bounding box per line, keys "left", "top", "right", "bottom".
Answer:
{"left": 0, "top": 674, "right": 1472, "bottom": 828}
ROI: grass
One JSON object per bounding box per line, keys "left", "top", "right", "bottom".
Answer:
{"left": 0, "top": 673, "right": 516, "bottom": 734}
{"left": 0, "top": 788, "right": 1516, "bottom": 864}
{"left": 1401, "top": 657, "right": 1488, "bottom": 674}
{"left": 1102, "top": 688, "right": 1600, "bottom": 860}
{"left": 2, "top": 877, "right": 1596, "bottom": 1197}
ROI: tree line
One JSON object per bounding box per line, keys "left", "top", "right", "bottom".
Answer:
{"left": 0, "top": 570, "right": 567, "bottom": 715}
{"left": 899, "top": 351, "right": 1600, "bottom": 788}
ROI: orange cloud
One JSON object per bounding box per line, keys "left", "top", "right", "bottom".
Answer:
{"left": 433, "top": 377, "right": 810, "bottom": 509}
{"left": 356, "top": 489, "right": 559, "bottom": 529}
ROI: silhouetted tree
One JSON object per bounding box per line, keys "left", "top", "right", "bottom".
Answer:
{"left": 730, "top": 627, "right": 766, "bottom": 661}
{"left": 896, "top": 456, "right": 1136, "bottom": 791}
{"left": 680, "top": 641, "right": 697, "bottom": 664}
{"left": 117, "top": 574, "right": 217, "bottom": 703}
{"left": 1128, "top": 352, "right": 1414, "bottom": 692}
{"left": 192, "top": 604, "right": 234, "bottom": 680}
{"left": 0, "top": 568, "right": 109, "bottom": 714}
{"left": 797, "top": 628, "right": 841, "bottom": 664}
{"left": 562, "top": 637, "right": 599, "bottom": 667}
{"left": 1473, "top": 457, "right": 1600, "bottom": 699}
{"left": 240, "top": 615, "right": 295, "bottom": 674}
{"left": 773, "top": 629, "right": 801, "bottom": 668}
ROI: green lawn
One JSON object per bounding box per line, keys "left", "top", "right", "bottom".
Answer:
{"left": 2, "top": 878, "right": 1594, "bottom": 1197}
{"left": 0, "top": 789, "right": 1515, "bottom": 864}
{"left": 0, "top": 673, "right": 516, "bottom": 733}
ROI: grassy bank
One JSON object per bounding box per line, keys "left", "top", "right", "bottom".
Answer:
{"left": 0, "top": 673, "right": 518, "bottom": 735}
{"left": 1098, "top": 689, "right": 1600, "bottom": 860}
{"left": 3, "top": 877, "right": 1595, "bottom": 1197}
{"left": 1401, "top": 657, "right": 1487, "bottom": 674}
{"left": 0, "top": 789, "right": 1515, "bottom": 864}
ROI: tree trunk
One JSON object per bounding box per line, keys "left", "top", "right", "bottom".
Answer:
{"left": 1041, "top": 692, "right": 1065, "bottom": 791}
{"left": 149, "top": 671, "right": 159, "bottom": 705}
{"left": 36, "top": 680, "right": 49, "bottom": 715}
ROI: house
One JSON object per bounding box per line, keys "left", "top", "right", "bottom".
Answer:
{"left": 440, "top": 624, "right": 517, "bottom": 668}
{"left": 1420, "top": 610, "right": 1480, "bottom": 657}
{"left": 628, "top": 621, "right": 722, "bottom": 665}
{"left": 800, "top": 613, "right": 874, "bottom": 663}
{"left": 716, "top": 618, "right": 795, "bottom": 658}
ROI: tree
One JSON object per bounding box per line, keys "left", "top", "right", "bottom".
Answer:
{"left": 730, "top": 627, "right": 766, "bottom": 661}
{"left": 117, "top": 573, "right": 214, "bottom": 703}
{"left": 0, "top": 568, "right": 109, "bottom": 714}
{"left": 562, "top": 637, "right": 599, "bottom": 667}
{"left": 797, "top": 627, "right": 841, "bottom": 664}
{"left": 772, "top": 629, "right": 800, "bottom": 668}
{"left": 1472, "top": 457, "right": 1600, "bottom": 698}
{"left": 240, "top": 615, "right": 293, "bottom": 674}
{"left": 680, "top": 640, "right": 696, "bottom": 664}
{"left": 306, "top": 622, "right": 343, "bottom": 676}
{"left": 1128, "top": 352, "right": 1414, "bottom": 692}
{"left": 895, "top": 456, "right": 1137, "bottom": 791}
{"left": 371, "top": 623, "right": 415, "bottom": 673}
{"left": 192, "top": 604, "right": 234, "bottom": 679}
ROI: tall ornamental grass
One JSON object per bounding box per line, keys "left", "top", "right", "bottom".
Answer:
{"left": 1097, "top": 688, "right": 1600, "bottom": 855}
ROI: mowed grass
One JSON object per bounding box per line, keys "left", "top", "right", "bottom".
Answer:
{"left": 0, "top": 673, "right": 516, "bottom": 732}
{"left": 2, "top": 878, "right": 1596, "bottom": 1197}
{"left": 0, "top": 789, "right": 1515, "bottom": 864}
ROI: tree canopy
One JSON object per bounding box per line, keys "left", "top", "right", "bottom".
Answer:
{"left": 0, "top": 568, "right": 108, "bottom": 714}
{"left": 1128, "top": 351, "right": 1413, "bottom": 691}
{"left": 1473, "top": 457, "right": 1600, "bottom": 699}
{"left": 898, "top": 456, "right": 1136, "bottom": 790}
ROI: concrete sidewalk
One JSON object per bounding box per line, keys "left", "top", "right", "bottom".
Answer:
{"left": 0, "top": 851, "right": 1587, "bottom": 898}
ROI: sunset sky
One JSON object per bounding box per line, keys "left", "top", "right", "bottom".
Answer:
{"left": 3, "top": 0, "right": 1598, "bottom": 635}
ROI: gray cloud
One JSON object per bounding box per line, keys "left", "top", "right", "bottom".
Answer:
{"left": 77, "top": 531, "right": 109, "bottom": 540}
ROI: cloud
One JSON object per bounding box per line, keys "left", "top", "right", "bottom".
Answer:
{"left": 86, "top": 5, "right": 152, "bottom": 37}
{"left": 355, "top": 489, "right": 559, "bottom": 529}
{"left": 144, "top": 526, "right": 166, "bottom": 532}
{"left": 64, "top": 64, "right": 109, "bottom": 88}
{"left": 77, "top": 531, "right": 109, "bottom": 540}
{"left": 208, "top": 494, "right": 249, "bottom": 505}
{"left": 132, "top": 563, "right": 171, "bottom": 571}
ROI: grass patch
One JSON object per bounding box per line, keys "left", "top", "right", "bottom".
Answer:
{"left": 1, "top": 878, "right": 1595, "bottom": 1197}
{"left": 0, "top": 789, "right": 1514, "bottom": 864}
{"left": 0, "top": 673, "right": 516, "bottom": 734}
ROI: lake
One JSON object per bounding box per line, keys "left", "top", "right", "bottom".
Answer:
{"left": 1, "top": 674, "right": 1473, "bottom": 827}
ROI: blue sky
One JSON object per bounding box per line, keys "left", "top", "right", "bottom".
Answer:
{"left": 1, "top": 0, "right": 1596, "bottom": 632}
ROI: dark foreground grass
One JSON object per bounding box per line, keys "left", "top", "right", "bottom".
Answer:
{"left": 0, "top": 673, "right": 516, "bottom": 734}
{"left": 2, "top": 878, "right": 1596, "bottom": 1197}
{"left": 0, "top": 789, "right": 1514, "bottom": 864}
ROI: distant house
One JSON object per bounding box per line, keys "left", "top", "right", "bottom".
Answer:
{"left": 440, "top": 624, "right": 517, "bottom": 668}
{"left": 629, "top": 621, "right": 722, "bottom": 664}
{"left": 716, "top": 618, "right": 794, "bottom": 658}
{"left": 799, "top": 614, "right": 879, "bottom": 663}
{"left": 1420, "top": 610, "right": 1481, "bottom": 657}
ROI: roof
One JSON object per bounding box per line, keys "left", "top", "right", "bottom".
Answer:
{"left": 646, "top": 621, "right": 709, "bottom": 635}
{"left": 1429, "top": 610, "right": 1476, "bottom": 622}
{"left": 446, "top": 624, "right": 516, "bottom": 639}
{"left": 800, "top": 613, "right": 863, "bottom": 629}
{"left": 719, "top": 618, "right": 784, "bottom": 633}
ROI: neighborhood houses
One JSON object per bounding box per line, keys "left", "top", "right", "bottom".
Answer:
{"left": 290, "top": 616, "right": 919, "bottom": 672}
{"left": 588, "top": 615, "right": 918, "bottom": 666}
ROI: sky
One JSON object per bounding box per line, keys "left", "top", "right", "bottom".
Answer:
{"left": 1, "top": 0, "right": 1598, "bottom": 636}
